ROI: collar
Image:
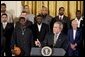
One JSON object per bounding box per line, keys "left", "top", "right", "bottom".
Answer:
{"left": 75, "top": 17, "right": 83, "bottom": 21}
{"left": 37, "top": 23, "right": 42, "bottom": 26}
{"left": 2, "top": 22, "right": 7, "bottom": 24}
{"left": 54, "top": 32, "right": 61, "bottom": 36}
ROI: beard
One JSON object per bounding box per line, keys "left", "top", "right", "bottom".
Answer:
{"left": 41, "top": 13, "right": 47, "bottom": 18}
{"left": 59, "top": 13, "right": 64, "bottom": 16}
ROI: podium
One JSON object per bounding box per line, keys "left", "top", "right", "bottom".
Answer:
{"left": 31, "top": 47, "right": 66, "bottom": 56}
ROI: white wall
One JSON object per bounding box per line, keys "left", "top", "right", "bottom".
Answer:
{"left": 1, "top": 1, "right": 22, "bottom": 17}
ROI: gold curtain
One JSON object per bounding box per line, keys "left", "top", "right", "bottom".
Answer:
{"left": 21, "top": 1, "right": 83, "bottom": 19}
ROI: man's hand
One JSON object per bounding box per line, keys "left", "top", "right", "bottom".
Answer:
{"left": 75, "top": 43, "right": 77, "bottom": 46}
{"left": 35, "top": 39, "right": 41, "bottom": 47}
{"left": 70, "top": 43, "right": 76, "bottom": 50}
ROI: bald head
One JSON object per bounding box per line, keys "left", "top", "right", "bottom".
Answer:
{"left": 41, "top": 6, "right": 48, "bottom": 15}
{"left": 71, "top": 20, "right": 78, "bottom": 29}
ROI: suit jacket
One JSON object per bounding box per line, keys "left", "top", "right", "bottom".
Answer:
{"left": 32, "top": 23, "right": 49, "bottom": 46}
{"left": 42, "top": 32, "right": 68, "bottom": 50}
{"left": 11, "top": 25, "right": 33, "bottom": 56}
{"left": 1, "top": 23, "right": 14, "bottom": 47}
{"left": 68, "top": 29, "right": 82, "bottom": 48}
{"left": 1, "top": 23, "right": 14, "bottom": 56}
{"left": 1, "top": 26, "right": 6, "bottom": 53}
{"left": 50, "top": 15, "right": 71, "bottom": 34}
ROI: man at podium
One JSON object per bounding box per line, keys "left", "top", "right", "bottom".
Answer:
{"left": 35, "top": 21, "right": 68, "bottom": 55}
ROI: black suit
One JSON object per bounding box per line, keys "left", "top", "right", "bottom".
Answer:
{"left": 42, "top": 32, "right": 68, "bottom": 50}
{"left": 32, "top": 23, "right": 49, "bottom": 46}
{"left": 1, "top": 23, "right": 14, "bottom": 56}
{"left": 1, "top": 26, "right": 6, "bottom": 56}
{"left": 50, "top": 15, "right": 71, "bottom": 34}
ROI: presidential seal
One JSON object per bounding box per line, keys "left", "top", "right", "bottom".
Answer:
{"left": 41, "top": 46, "right": 52, "bottom": 56}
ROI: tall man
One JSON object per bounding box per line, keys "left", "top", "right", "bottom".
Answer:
{"left": 1, "top": 3, "right": 13, "bottom": 23}
{"left": 23, "top": 5, "right": 35, "bottom": 24}
{"left": 1, "top": 14, "right": 14, "bottom": 56}
{"left": 32, "top": 15, "right": 49, "bottom": 47}
{"left": 35, "top": 21, "right": 68, "bottom": 51}
{"left": 74, "top": 10, "right": 83, "bottom": 29}
{"left": 50, "top": 7, "right": 71, "bottom": 34}
{"left": 37, "top": 6, "right": 53, "bottom": 31}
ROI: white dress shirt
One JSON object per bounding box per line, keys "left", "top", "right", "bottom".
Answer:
{"left": 2, "top": 22, "right": 7, "bottom": 29}
{"left": 37, "top": 23, "right": 42, "bottom": 32}
{"left": 75, "top": 17, "right": 83, "bottom": 28}
{"left": 73, "top": 30, "right": 77, "bottom": 40}
{"left": 59, "top": 15, "right": 64, "bottom": 20}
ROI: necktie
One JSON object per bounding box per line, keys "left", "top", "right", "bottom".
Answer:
{"left": 53, "top": 34, "right": 58, "bottom": 46}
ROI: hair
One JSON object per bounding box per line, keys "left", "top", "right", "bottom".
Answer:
{"left": 34, "top": 15, "right": 42, "bottom": 23}
{"left": 71, "top": 20, "right": 78, "bottom": 25}
{"left": 36, "top": 15, "right": 42, "bottom": 18}
{"left": 23, "top": 5, "right": 29, "bottom": 8}
{"left": 54, "top": 21, "right": 63, "bottom": 30}
{"left": 21, "top": 11, "right": 27, "bottom": 13}
{"left": 59, "top": 7, "right": 64, "bottom": 11}
{"left": 1, "top": 13, "right": 8, "bottom": 17}
{"left": 76, "top": 10, "right": 81, "bottom": 14}
{"left": 1, "top": 3, "right": 6, "bottom": 7}
{"left": 19, "top": 17, "right": 25, "bottom": 21}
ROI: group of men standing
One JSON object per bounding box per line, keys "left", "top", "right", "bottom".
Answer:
{"left": 1, "top": 3, "right": 84, "bottom": 56}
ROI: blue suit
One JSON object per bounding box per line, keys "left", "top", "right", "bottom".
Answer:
{"left": 67, "top": 28, "right": 82, "bottom": 56}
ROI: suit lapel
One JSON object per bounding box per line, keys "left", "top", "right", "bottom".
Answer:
{"left": 56, "top": 33, "right": 62, "bottom": 44}
{"left": 40, "top": 23, "right": 43, "bottom": 33}
{"left": 75, "top": 29, "right": 79, "bottom": 41}
{"left": 71, "top": 29, "right": 74, "bottom": 41}
{"left": 2, "top": 23, "right": 8, "bottom": 30}
{"left": 35, "top": 24, "right": 39, "bottom": 33}
{"left": 51, "top": 33, "right": 54, "bottom": 46}
{"left": 5, "top": 23, "right": 8, "bottom": 30}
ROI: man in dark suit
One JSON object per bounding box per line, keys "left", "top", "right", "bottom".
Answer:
{"left": 1, "top": 14, "right": 14, "bottom": 56}
{"left": 67, "top": 20, "right": 82, "bottom": 56}
{"left": 35, "top": 21, "right": 68, "bottom": 51}
{"left": 72, "top": 10, "right": 84, "bottom": 56}
{"left": 11, "top": 17, "right": 33, "bottom": 56}
{"left": 32, "top": 15, "right": 49, "bottom": 47}
{"left": 50, "top": 7, "right": 71, "bottom": 34}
